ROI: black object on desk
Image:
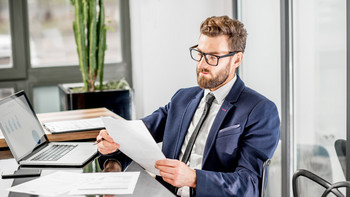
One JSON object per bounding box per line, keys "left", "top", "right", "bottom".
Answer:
{"left": 1, "top": 169, "right": 41, "bottom": 179}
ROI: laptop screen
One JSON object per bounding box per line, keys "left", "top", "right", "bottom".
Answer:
{"left": 0, "top": 91, "right": 47, "bottom": 161}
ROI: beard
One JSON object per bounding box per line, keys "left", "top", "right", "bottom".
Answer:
{"left": 196, "top": 65, "right": 230, "bottom": 90}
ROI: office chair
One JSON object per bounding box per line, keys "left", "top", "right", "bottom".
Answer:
{"left": 260, "top": 159, "right": 271, "bottom": 197}
{"left": 334, "top": 139, "right": 346, "bottom": 176}
{"left": 292, "top": 169, "right": 343, "bottom": 197}
{"left": 296, "top": 144, "right": 332, "bottom": 196}
{"left": 321, "top": 181, "right": 350, "bottom": 197}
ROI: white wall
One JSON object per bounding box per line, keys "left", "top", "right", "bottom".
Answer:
{"left": 239, "top": 0, "right": 281, "bottom": 115}
{"left": 130, "top": 0, "right": 232, "bottom": 118}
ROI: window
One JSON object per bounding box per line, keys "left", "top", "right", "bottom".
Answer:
{"left": 0, "top": 0, "right": 131, "bottom": 113}
{"left": 28, "top": 0, "right": 122, "bottom": 67}
{"left": 0, "top": 0, "right": 12, "bottom": 69}
{"left": 293, "top": 0, "right": 346, "bottom": 196}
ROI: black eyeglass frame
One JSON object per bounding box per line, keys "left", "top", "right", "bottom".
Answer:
{"left": 189, "top": 45, "right": 239, "bottom": 66}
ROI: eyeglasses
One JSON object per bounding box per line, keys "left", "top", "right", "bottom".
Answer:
{"left": 189, "top": 45, "right": 238, "bottom": 66}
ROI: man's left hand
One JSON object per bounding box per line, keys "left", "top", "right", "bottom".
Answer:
{"left": 155, "top": 159, "right": 196, "bottom": 188}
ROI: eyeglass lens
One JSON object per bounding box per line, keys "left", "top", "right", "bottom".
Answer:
{"left": 190, "top": 49, "right": 218, "bottom": 66}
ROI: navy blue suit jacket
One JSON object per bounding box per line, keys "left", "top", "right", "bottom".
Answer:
{"left": 99, "top": 76, "right": 280, "bottom": 197}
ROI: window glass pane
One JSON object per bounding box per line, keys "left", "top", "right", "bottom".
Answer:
{"left": 33, "top": 86, "right": 59, "bottom": 113}
{"left": 28, "top": 0, "right": 122, "bottom": 68}
{"left": 0, "top": 0, "right": 12, "bottom": 69}
{"left": 293, "top": 0, "right": 346, "bottom": 196}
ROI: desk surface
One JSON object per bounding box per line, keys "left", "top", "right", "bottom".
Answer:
{"left": 0, "top": 108, "right": 118, "bottom": 149}
{"left": 0, "top": 107, "right": 175, "bottom": 196}
{"left": 0, "top": 159, "right": 175, "bottom": 197}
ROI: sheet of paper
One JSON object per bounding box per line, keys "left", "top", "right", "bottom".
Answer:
{"left": 69, "top": 171, "right": 140, "bottom": 195}
{"left": 102, "top": 117, "right": 165, "bottom": 176}
{"left": 7, "top": 171, "right": 140, "bottom": 196}
{"left": 7, "top": 171, "right": 80, "bottom": 196}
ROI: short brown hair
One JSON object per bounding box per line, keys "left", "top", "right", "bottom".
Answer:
{"left": 200, "top": 16, "right": 247, "bottom": 53}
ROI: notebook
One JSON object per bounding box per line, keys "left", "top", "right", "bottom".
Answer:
{"left": 0, "top": 90, "right": 98, "bottom": 167}
{"left": 43, "top": 117, "right": 105, "bottom": 134}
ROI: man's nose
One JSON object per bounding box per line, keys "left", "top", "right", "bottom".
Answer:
{"left": 198, "top": 56, "right": 210, "bottom": 68}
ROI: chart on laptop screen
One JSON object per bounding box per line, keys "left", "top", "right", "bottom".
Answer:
{"left": 0, "top": 95, "right": 46, "bottom": 160}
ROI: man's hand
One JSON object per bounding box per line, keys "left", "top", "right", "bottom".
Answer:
{"left": 96, "top": 129, "right": 120, "bottom": 155}
{"left": 155, "top": 159, "right": 196, "bottom": 188}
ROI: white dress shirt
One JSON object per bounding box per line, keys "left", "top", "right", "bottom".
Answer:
{"left": 177, "top": 75, "right": 237, "bottom": 197}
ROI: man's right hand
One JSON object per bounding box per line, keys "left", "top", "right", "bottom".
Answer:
{"left": 96, "top": 129, "right": 120, "bottom": 155}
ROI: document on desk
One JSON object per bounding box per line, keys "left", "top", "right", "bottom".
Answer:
{"left": 69, "top": 171, "right": 140, "bottom": 195}
{"left": 102, "top": 117, "right": 165, "bottom": 176}
{"left": 7, "top": 171, "right": 140, "bottom": 196}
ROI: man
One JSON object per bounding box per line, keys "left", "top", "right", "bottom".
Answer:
{"left": 97, "top": 15, "right": 280, "bottom": 197}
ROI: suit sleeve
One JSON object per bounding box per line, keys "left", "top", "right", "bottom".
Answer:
{"left": 196, "top": 100, "right": 280, "bottom": 197}
{"left": 98, "top": 90, "right": 180, "bottom": 170}
{"left": 98, "top": 104, "right": 169, "bottom": 171}
{"left": 98, "top": 150, "right": 132, "bottom": 171}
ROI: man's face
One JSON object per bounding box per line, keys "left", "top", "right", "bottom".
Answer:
{"left": 196, "top": 35, "right": 239, "bottom": 91}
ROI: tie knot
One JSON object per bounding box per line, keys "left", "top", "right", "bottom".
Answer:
{"left": 205, "top": 93, "right": 215, "bottom": 105}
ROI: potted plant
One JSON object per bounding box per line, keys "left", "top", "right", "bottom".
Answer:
{"left": 59, "top": 0, "right": 132, "bottom": 120}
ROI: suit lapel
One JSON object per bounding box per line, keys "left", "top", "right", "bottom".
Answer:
{"left": 202, "top": 101, "right": 234, "bottom": 164}
{"left": 202, "top": 75, "right": 245, "bottom": 167}
{"left": 173, "top": 90, "right": 204, "bottom": 159}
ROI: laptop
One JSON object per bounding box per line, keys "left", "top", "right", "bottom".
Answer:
{"left": 0, "top": 90, "right": 98, "bottom": 167}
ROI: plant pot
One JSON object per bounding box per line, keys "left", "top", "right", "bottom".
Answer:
{"left": 59, "top": 83, "right": 132, "bottom": 120}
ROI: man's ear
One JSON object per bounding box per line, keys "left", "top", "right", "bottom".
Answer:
{"left": 233, "top": 52, "right": 243, "bottom": 68}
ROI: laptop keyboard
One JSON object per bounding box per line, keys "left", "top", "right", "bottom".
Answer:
{"left": 31, "top": 144, "right": 77, "bottom": 161}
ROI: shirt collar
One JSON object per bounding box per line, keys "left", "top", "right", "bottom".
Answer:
{"left": 204, "top": 75, "right": 237, "bottom": 104}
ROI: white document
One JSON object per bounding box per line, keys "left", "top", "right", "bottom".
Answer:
{"left": 7, "top": 171, "right": 140, "bottom": 196}
{"left": 8, "top": 171, "right": 81, "bottom": 196}
{"left": 69, "top": 171, "right": 140, "bottom": 195}
{"left": 102, "top": 117, "right": 165, "bottom": 176}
